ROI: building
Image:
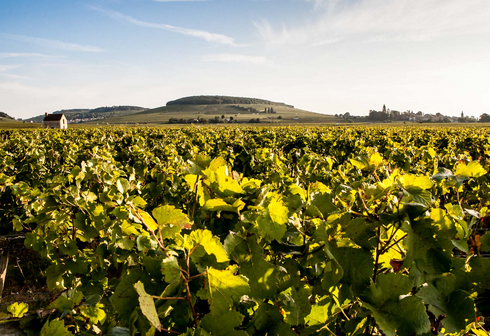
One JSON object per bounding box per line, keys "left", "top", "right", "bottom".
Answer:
{"left": 43, "top": 113, "right": 68, "bottom": 129}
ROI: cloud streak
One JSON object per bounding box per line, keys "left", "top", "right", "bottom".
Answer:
{"left": 0, "top": 64, "right": 22, "bottom": 72}
{"left": 1, "top": 33, "right": 105, "bottom": 52}
{"left": 200, "top": 53, "right": 268, "bottom": 64}
{"left": 90, "top": 6, "right": 240, "bottom": 46}
{"left": 256, "top": 0, "right": 490, "bottom": 46}
{"left": 0, "top": 52, "right": 56, "bottom": 59}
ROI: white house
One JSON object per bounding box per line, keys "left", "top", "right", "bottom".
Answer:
{"left": 43, "top": 113, "right": 68, "bottom": 129}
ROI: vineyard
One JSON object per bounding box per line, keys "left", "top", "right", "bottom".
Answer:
{"left": 0, "top": 126, "right": 489, "bottom": 335}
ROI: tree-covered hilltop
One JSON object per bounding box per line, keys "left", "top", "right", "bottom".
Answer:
{"left": 0, "top": 112, "right": 14, "bottom": 120}
{"left": 53, "top": 106, "right": 147, "bottom": 114}
{"left": 26, "top": 106, "right": 148, "bottom": 123}
{"left": 166, "top": 95, "right": 294, "bottom": 108}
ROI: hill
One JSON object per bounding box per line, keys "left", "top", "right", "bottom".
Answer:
{"left": 0, "top": 112, "right": 41, "bottom": 129}
{"left": 26, "top": 105, "right": 148, "bottom": 123}
{"left": 166, "top": 95, "right": 294, "bottom": 108}
{"left": 84, "top": 96, "right": 340, "bottom": 125}
{"left": 0, "top": 112, "right": 14, "bottom": 120}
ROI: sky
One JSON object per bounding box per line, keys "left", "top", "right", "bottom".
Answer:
{"left": 1, "top": 0, "right": 490, "bottom": 119}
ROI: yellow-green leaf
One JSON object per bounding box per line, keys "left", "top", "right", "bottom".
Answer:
{"left": 455, "top": 161, "right": 487, "bottom": 178}
{"left": 134, "top": 281, "right": 162, "bottom": 331}
{"left": 152, "top": 205, "right": 190, "bottom": 228}
{"left": 139, "top": 210, "right": 158, "bottom": 231}
{"left": 7, "top": 302, "right": 28, "bottom": 318}
{"left": 399, "top": 174, "right": 433, "bottom": 189}
{"left": 184, "top": 229, "right": 229, "bottom": 263}
{"left": 268, "top": 198, "right": 289, "bottom": 225}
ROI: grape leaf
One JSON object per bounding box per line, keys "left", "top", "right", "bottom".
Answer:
{"left": 361, "top": 274, "right": 430, "bottom": 336}
{"left": 198, "top": 266, "right": 250, "bottom": 315}
{"left": 134, "top": 281, "right": 162, "bottom": 331}
{"left": 40, "top": 319, "right": 72, "bottom": 336}
{"left": 7, "top": 302, "right": 28, "bottom": 318}
{"left": 416, "top": 274, "right": 475, "bottom": 333}
{"left": 184, "top": 229, "right": 229, "bottom": 263}
{"left": 225, "top": 234, "right": 279, "bottom": 299}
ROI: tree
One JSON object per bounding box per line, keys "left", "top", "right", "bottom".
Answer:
{"left": 382, "top": 104, "right": 386, "bottom": 113}
{"left": 479, "top": 113, "right": 490, "bottom": 122}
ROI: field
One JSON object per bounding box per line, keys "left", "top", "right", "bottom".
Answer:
{"left": 0, "top": 125, "right": 489, "bottom": 335}
{"left": 0, "top": 119, "right": 42, "bottom": 129}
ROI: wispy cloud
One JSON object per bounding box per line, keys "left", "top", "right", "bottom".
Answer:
{"left": 201, "top": 53, "right": 268, "bottom": 64}
{"left": 89, "top": 6, "right": 240, "bottom": 46}
{"left": 257, "top": 0, "right": 490, "bottom": 46}
{"left": 0, "top": 64, "right": 22, "bottom": 72}
{"left": 311, "top": 37, "right": 343, "bottom": 46}
{"left": 1, "top": 33, "right": 105, "bottom": 52}
{"left": 0, "top": 52, "right": 56, "bottom": 59}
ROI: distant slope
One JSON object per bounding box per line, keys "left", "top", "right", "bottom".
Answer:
{"left": 0, "top": 112, "right": 14, "bottom": 120}
{"left": 166, "top": 95, "right": 294, "bottom": 108}
{"left": 86, "top": 96, "right": 340, "bottom": 125}
{"left": 0, "top": 114, "right": 41, "bottom": 129}
{"left": 26, "top": 106, "right": 148, "bottom": 123}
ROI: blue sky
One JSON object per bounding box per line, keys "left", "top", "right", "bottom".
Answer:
{"left": 1, "top": 0, "right": 489, "bottom": 118}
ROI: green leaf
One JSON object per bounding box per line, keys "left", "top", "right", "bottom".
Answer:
{"left": 116, "top": 237, "right": 135, "bottom": 250}
{"left": 184, "top": 229, "right": 229, "bottom": 263}
{"left": 47, "top": 295, "right": 74, "bottom": 311}
{"left": 152, "top": 205, "right": 190, "bottom": 228}
{"left": 13, "top": 218, "right": 23, "bottom": 231}
{"left": 362, "top": 274, "right": 430, "bottom": 336}
{"left": 117, "top": 178, "right": 130, "bottom": 194}
{"left": 268, "top": 197, "right": 289, "bottom": 225}
{"left": 416, "top": 274, "right": 475, "bottom": 333}
{"left": 362, "top": 273, "right": 413, "bottom": 306}
{"left": 209, "top": 157, "right": 227, "bottom": 171}
{"left": 305, "top": 300, "right": 331, "bottom": 327}
{"left": 280, "top": 286, "right": 311, "bottom": 325}
{"left": 248, "top": 303, "right": 283, "bottom": 333}
{"left": 80, "top": 303, "right": 107, "bottom": 325}
{"left": 480, "top": 232, "right": 490, "bottom": 252}
{"left": 59, "top": 240, "right": 78, "bottom": 256}
{"left": 350, "top": 156, "right": 368, "bottom": 170}
{"left": 225, "top": 234, "right": 279, "bottom": 299}
{"left": 40, "top": 319, "right": 72, "bottom": 336}
{"left": 7, "top": 302, "right": 28, "bottom": 318}
{"left": 110, "top": 268, "right": 146, "bottom": 321}
{"left": 198, "top": 266, "right": 250, "bottom": 315}
{"left": 216, "top": 166, "right": 245, "bottom": 196}
{"left": 404, "top": 186, "right": 432, "bottom": 207}
{"left": 161, "top": 256, "right": 181, "bottom": 283}
{"left": 257, "top": 215, "right": 287, "bottom": 242}
{"left": 310, "top": 191, "right": 337, "bottom": 218}
{"left": 403, "top": 216, "right": 453, "bottom": 283}
{"left": 455, "top": 161, "right": 487, "bottom": 178}
{"left": 432, "top": 168, "right": 454, "bottom": 182}
{"left": 429, "top": 208, "right": 456, "bottom": 237}
{"left": 201, "top": 310, "right": 248, "bottom": 336}
{"left": 139, "top": 210, "right": 158, "bottom": 231}
{"left": 203, "top": 198, "right": 243, "bottom": 213}
{"left": 134, "top": 281, "right": 162, "bottom": 332}
{"left": 363, "top": 296, "right": 430, "bottom": 336}
{"left": 332, "top": 247, "right": 373, "bottom": 295}
{"left": 400, "top": 174, "right": 433, "bottom": 189}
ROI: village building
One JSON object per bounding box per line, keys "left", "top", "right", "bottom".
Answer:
{"left": 43, "top": 113, "right": 68, "bottom": 129}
